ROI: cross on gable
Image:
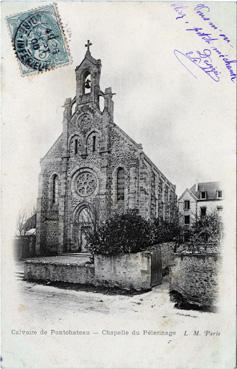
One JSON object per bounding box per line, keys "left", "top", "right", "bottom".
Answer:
{"left": 85, "top": 40, "right": 92, "bottom": 52}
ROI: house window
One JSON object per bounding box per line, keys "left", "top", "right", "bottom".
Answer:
{"left": 117, "top": 167, "right": 125, "bottom": 201}
{"left": 52, "top": 175, "right": 59, "bottom": 204}
{"left": 200, "top": 207, "right": 206, "bottom": 217}
{"left": 200, "top": 191, "right": 206, "bottom": 199}
{"left": 217, "top": 190, "right": 222, "bottom": 198}
{"left": 74, "top": 139, "right": 78, "bottom": 155}
{"left": 184, "top": 200, "right": 190, "bottom": 210}
{"left": 184, "top": 215, "right": 190, "bottom": 225}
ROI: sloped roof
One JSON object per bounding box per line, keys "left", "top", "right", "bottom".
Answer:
{"left": 114, "top": 124, "right": 175, "bottom": 188}
{"left": 25, "top": 228, "right": 36, "bottom": 236}
{"left": 75, "top": 50, "right": 101, "bottom": 71}
{"left": 190, "top": 181, "right": 221, "bottom": 200}
{"left": 24, "top": 214, "right": 36, "bottom": 231}
{"left": 40, "top": 133, "right": 63, "bottom": 162}
{"left": 178, "top": 188, "right": 198, "bottom": 202}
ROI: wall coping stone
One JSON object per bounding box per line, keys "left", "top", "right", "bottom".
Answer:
{"left": 24, "top": 255, "right": 91, "bottom": 266}
{"left": 174, "top": 252, "right": 220, "bottom": 257}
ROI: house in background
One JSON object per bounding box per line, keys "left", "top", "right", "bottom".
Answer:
{"left": 178, "top": 181, "right": 223, "bottom": 227}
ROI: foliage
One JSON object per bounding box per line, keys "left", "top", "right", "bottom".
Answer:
{"left": 191, "top": 211, "right": 223, "bottom": 243}
{"left": 88, "top": 210, "right": 153, "bottom": 256}
{"left": 151, "top": 218, "right": 181, "bottom": 244}
{"left": 88, "top": 210, "right": 223, "bottom": 256}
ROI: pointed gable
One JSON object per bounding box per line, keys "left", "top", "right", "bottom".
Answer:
{"left": 178, "top": 188, "right": 198, "bottom": 202}
{"left": 40, "top": 134, "right": 63, "bottom": 163}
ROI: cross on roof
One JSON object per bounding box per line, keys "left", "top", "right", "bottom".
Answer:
{"left": 85, "top": 40, "right": 92, "bottom": 52}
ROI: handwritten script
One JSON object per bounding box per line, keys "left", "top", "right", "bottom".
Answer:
{"left": 171, "top": 3, "right": 236, "bottom": 83}
{"left": 174, "top": 49, "right": 221, "bottom": 82}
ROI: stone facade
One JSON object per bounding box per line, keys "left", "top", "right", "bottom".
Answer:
{"left": 36, "top": 44, "right": 177, "bottom": 255}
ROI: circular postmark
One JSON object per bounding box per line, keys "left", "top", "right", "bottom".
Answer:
{"left": 13, "top": 10, "right": 66, "bottom": 72}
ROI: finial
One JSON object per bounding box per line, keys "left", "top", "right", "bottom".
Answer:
{"left": 85, "top": 40, "right": 92, "bottom": 52}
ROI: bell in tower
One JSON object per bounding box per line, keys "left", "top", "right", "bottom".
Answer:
{"left": 75, "top": 40, "right": 102, "bottom": 107}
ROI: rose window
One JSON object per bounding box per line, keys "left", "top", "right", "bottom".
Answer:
{"left": 76, "top": 172, "right": 97, "bottom": 197}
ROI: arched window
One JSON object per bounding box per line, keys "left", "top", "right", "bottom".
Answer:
{"left": 117, "top": 168, "right": 125, "bottom": 201}
{"left": 75, "top": 139, "right": 78, "bottom": 155}
{"left": 52, "top": 175, "right": 59, "bottom": 204}
{"left": 86, "top": 132, "right": 98, "bottom": 154}
{"left": 69, "top": 136, "right": 80, "bottom": 156}
{"left": 83, "top": 71, "right": 91, "bottom": 94}
{"left": 92, "top": 136, "right": 96, "bottom": 152}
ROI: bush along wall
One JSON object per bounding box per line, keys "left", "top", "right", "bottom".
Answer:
{"left": 88, "top": 210, "right": 153, "bottom": 256}
{"left": 88, "top": 210, "right": 181, "bottom": 257}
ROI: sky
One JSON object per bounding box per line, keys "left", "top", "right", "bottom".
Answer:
{"left": 2, "top": 1, "right": 236, "bottom": 228}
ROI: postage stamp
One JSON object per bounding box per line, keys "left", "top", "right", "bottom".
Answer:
{"left": 6, "top": 4, "right": 71, "bottom": 76}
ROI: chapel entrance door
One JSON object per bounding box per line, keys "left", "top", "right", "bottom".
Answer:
{"left": 77, "top": 207, "right": 94, "bottom": 253}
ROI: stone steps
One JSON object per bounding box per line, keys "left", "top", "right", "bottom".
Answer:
{"left": 15, "top": 271, "right": 24, "bottom": 280}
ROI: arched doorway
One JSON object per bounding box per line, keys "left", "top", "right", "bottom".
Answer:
{"left": 73, "top": 205, "right": 94, "bottom": 252}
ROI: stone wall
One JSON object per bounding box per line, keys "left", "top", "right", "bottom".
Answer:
{"left": 14, "top": 236, "right": 36, "bottom": 260}
{"left": 24, "top": 251, "right": 156, "bottom": 291}
{"left": 94, "top": 252, "right": 152, "bottom": 291}
{"left": 25, "top": 243, "right": 174, "bottom": 289}
{"left": 24, "top": 257, "right": 95, "bottom": 285}
{"left": 170, "top": 252, "right": 220, "bottom": 307}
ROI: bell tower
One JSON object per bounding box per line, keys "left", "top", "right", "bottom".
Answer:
{"left": 75, "top": 40, "right": 102, "bottom": 108}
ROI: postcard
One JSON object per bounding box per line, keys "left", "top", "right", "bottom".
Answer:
{"left": 1, "top": 1, "right": 236, "bottom": 368}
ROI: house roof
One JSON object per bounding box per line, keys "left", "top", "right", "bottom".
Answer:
{"left": 114, "top": 124, "right": 175, "bottom": 189}
{"left": 190, "top": 181, "right": 221, "bottom": 200}
{"left": 24, "top": 214, "right": 36, "bottom": 231}
{"left": 178, "top": 188, "right": 198, "bottom": 202}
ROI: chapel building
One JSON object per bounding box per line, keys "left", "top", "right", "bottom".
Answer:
{"left": 36, "top": 42, "right": 177, "bottom": 255}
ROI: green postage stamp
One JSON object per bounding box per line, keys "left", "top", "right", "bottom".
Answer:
{"left": 7, "top": 4, "right": 71, "bottom": 76}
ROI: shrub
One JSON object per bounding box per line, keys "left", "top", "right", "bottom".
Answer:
{"left": 151, "top": 218, "right": 181, "bottom": 244}
{"left": 88, "top": 210, "right": 153, "bottom": 256}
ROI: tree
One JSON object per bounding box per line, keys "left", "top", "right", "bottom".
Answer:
{"left": 16, "top": 206, "right": 37, "bottom": 236}
{"left": 191, "top": 210, "right": 223, "bottom": 243}
{"left": 16, "top": 210, "right": 28, "bottom": 236}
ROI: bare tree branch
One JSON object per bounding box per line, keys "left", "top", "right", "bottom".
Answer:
{"left": 16, "top": 205, "right": 37, "bottom": 236}
{"left": 16, "top": 210, "right": 28, "bottom": 236}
